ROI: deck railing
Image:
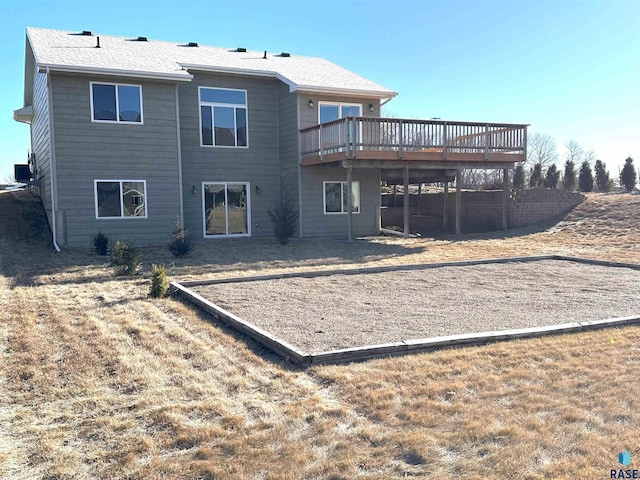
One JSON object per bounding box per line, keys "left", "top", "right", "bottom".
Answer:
{"left": 300, "top": 117, "right": 528, "bottom": 160}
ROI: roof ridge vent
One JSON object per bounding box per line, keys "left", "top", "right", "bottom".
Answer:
{"left": 236, "top": 47, "right": 247, "bottom": 52}
{"left": 136, "top": 36, "right": 148, "bottom": 42}
{"left": 280, "top": 52, "right": 291, "bottom": 57}
{"left": 81, "top": 30, "right": 93, "bottom": 36}
{"left": 188, "top": 42, "right": 198, "bottom": 47}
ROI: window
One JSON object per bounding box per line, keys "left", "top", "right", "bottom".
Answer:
{"left": 324, "top": 181, "right": 360, "bottom": 214}
{"left": 91, "top": 83, "right": 143, "bottom": 123}
{"left": 199, "top": 87, "right": 248, "bottom": 147}
{"left": 95, "top": 180, "right": 147, "bottom": 218}
{"left": 318, "top": 102, "right": 361, "bottom": 124}
{"left": 318, "top": 102, "right": 362, "bottom": 152}
{"left": 202, "top": 182, "right": 250, "bottom": 237}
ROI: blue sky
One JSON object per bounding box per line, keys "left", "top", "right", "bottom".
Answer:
{"left": 1, "top": 0, "right": 639, "bottom": 181}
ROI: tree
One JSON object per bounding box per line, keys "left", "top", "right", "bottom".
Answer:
{"left": 513, "top": 164, "right": 525, "bottom": 190}
{"left": 529, "top": 162, "right": 543, "bottom": 188}
{"left": 168, "top": 219, "right": 192, "bottom": 257}
{"left": 562, "top": 160, "right": 576, "bottom": 191}
{"left": 565, "top": 140, "right": 583, "bottom": 166}
{"left": 620, "top": 157, "right": 637, "bottom": 192}
{"left": 267, "top": 193, "right": 299, "bottom": 244}
{"left": 543, "top": 164, "right": 560, "bottom": 189}
{"left": 527, "top": 133, "right": 558, "bottom": 168}
{"left": 594, "top": 160, "right": 612, "bottom": 192}
{"left": 578, "top": 160, "right": 594, "bottom": 192}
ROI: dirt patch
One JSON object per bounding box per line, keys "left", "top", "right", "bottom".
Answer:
{"left": 191, "top": 259, "right": 640, "bottom": 353}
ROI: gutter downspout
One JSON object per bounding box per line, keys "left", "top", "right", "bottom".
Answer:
{"left": 175, "top": 84, "right": 184, "bottom": 229}
{"left": 46, "top": 66, "right": 61, "bottom": 252}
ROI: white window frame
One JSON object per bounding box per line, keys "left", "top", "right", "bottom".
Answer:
{"left": 94, "top": 179, "right": 148, "bottom": 219}
{"left": 318, "top": 102, "right": 363, "bottom": 153}
{"left": 323, "top": 181, "right": 360, "bottom": 215}
{"left": 317, "top": 101, "right": 362, "bottom": 124}
{"left": 90, "top": 82, "right": 144, "bottom": 124}
{"left": 202, "top": 181, "right": 251, "bottom": 238}
{"left": 198, "top": 87, "right": 249, "bottom": 148}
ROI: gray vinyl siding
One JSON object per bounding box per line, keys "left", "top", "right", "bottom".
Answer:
{"left": 298, "top": 94, "right": 380, "bottom": 130}
{"left": 30, "top": 66, "right": 52, "bottom": 225}
{"left": 51, "top": 73, "right": 181, "bottom": 246}
{"left": 179, "top": 73, "right": 281, "bottom": 239}
{"left": 297, "top": 95, "right": 382, "bottom": 237}
{"left": 277, "top": 83, "right": 300, "bottom": 228}
{"left": 300, "top": 167, "right": 380, "bottom": 238}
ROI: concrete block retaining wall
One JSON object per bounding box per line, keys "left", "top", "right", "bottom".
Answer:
{"left": 381, "top": 189, "right": 584, "bottom": 233}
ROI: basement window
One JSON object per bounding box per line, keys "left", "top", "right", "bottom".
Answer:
{"left": 324, "top": 181, "right": 360, "bottom": 214}
{"left": 95, "top": 180, "right": 147, "bottom": 218}
{"left": 91, "top": 83, "right": 143, "bottom": 123}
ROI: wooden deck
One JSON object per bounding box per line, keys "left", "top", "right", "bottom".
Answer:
{"left": 300, "top": 117, "right": 527, "bottom": 169}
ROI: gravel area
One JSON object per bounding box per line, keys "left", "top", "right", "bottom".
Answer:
{"left": 191, "top": 260, "right": 640, "bottom": 354}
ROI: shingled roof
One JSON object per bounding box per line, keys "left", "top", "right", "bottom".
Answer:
{"left": 26, "top": 27, "right": 397, "bottom": 99}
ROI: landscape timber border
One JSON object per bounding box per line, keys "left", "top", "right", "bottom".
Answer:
{"left": 170, "top": 255, "right": 640, "bottom": 365}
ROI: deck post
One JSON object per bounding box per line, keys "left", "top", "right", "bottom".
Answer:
{"left": 502, "top": 168, "right": 509, "bottom": 230}
{"left": 403, "top": 165, "right": 410, "bottom": 238}
{"left": 443, "top": 181, "right": 449, "bottom": 231}
{"left": 347, "top": 163, "right": 353, "bottom": 243}
{"left": 455, "top": 169, "right": 462, "bottom": 235}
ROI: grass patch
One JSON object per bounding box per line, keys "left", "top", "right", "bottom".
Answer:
{"left": 0, "top": 190, "right": 638, "bottom": 478}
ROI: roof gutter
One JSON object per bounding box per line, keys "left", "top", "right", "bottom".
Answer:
{"left": 13, "top": 105, "right": 34, "bottom": 124}
{"left": 180, "top": 63, "right": 279, "bottom": 78}
{"left": 45, "top": 66, "right": 61, "bottom": 252}
{"left": 38, "top": 64, "right": 193, "bottom": 82}
{"left": 293, "top": 84, "right": 398, "bottom": 100}
{"left": 179, "top": 63, "right": 397, "bottom": 100}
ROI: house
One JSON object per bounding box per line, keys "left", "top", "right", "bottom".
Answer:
{"left": 14, "top": 27, "right": 527, "bottom": 248}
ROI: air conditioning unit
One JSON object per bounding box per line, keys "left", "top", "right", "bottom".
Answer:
{"left": 14, "top": 164, "right": 31, "bottom": 183}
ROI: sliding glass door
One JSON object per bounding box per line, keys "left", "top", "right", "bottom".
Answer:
{"left": 203, "top": 182, "right": 250, "bottom": 237}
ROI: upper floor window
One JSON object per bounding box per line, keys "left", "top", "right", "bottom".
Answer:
{"left": 199, "top": 87, "right": 248, "bottom": 147}
{"left": 319, "top": 102, "right": 361, "bottom": 124}
{"left": 91, "top": 83, "right": 143, "bottom": 123}
{"left": 95, "top": 180, "right": 147, "bottom": 218}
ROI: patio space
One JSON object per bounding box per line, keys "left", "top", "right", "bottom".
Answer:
{"left": 177, "top": 257, "right": 640, "bottom": 362}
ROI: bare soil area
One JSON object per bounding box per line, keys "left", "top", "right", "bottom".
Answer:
{"left": 192, "top": 260, "right": 640, "bottom": 352}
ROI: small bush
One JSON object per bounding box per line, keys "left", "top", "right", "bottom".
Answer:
{"left": 267, "top": 194, "right": 299, "bottom": 245}
{"left": 93, "top": 232, "right": 108, "bottom": 256}
{"left": 150, "top": 264, "right": 168, "bottom": 298}
{"left": 111, "top": 240, "right": 138, "bottom": 276}
{"left": 169, "top": 220, "right": 192, "bottom": 257}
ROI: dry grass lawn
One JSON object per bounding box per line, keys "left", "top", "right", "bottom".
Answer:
{"left": 0, "top": 190, "right": 639, "bottom": 479}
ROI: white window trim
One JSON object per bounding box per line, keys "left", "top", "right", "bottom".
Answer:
{"left": 198, "top": 87, "right": 249, "bottom": 148}
{"left": 317, "top": 101, "right": 362, "bottom": 124}
{"left": 202, "top": 181, "right": 251, "bottom": 238}
{"left": 94, "top": 179, "right": 148, "bottom": 219}
{"left": 90, "top": 82, "right": 144, "bottom": 124}
{"left": 323, "top": 181, "right": 360, "bottom": 215}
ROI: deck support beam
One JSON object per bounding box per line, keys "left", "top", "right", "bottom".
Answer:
{"left": 502, "top": 168, "right": 509, "bottom": 230}
{"left": 455, "top": 169, "right": 462, "bottom": 235}
{"left": 443, "top": 181, "right": 449, "bottom": 231}
{"left": 347, "top": 163, "right": 353, "bottom": 243}
{"left": 403, "top": 166, "right": 410, "bottom": 238}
